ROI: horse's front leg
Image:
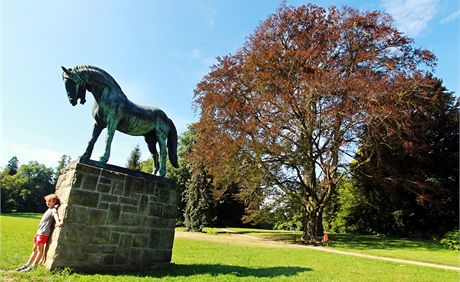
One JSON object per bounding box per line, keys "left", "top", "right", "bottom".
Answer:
{"left": 82, "top": 123, "right": 104, "bottom": 160}
{"left": 100, "top": 120, "right": 117, "bottom": 164}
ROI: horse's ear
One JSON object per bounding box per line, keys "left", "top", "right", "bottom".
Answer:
{"left": 61, "top": 66, "right": 72, "bottom": 76}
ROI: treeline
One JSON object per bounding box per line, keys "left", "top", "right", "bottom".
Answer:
{"left": 126, "top": 98, "right": 459, "bottom": 239}
{"left": 1, "top": 155, "right": 72, "bottom": 213}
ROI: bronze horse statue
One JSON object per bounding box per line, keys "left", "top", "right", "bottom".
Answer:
{"left": 61, "top": 65, "right": 178, "bottom": 176}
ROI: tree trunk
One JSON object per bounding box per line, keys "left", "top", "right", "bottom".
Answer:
{"left": 300, "top": 205, "right": 324, "bottom": 244}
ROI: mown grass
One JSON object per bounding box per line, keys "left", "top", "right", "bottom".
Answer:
{"left": 1, "top": 213, "right": 459, "bottom": 281}
{"left": 226, "top": 227, "right": 460, "bottom": 267}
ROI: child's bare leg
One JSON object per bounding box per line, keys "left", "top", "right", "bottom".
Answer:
{"left": 26, "top": 244, "right": 39, "bottom": 265}
{"left": 31, "top": 244, "right": 45, "bottom": 266}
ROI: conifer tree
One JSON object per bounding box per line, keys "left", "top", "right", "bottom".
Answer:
{"left": 126, "top": 145, "right": 142, "bottom": 171}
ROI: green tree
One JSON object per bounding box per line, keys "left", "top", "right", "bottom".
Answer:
{"left": 167, "top": 125, "right": 196, "bottom": 225}
{"left": 6, "top": 156, "right": 19, "bottom": 175}
{"left": 54, "top": 155, "right": 72, "bottom": 183}
{"left": 139, "top": 159, "right": 153, "bottom": 174}
{"left": 126, "top": 145, "right": 142, "bottom": 171}
{"left": 183, "top": 167, "right": 215, "bottom": 232}
{"left": 349, "top": 79, "right": 459, "bottom": 236}
{"left": 1, "top": 161, "right": 54, "bottom": 212}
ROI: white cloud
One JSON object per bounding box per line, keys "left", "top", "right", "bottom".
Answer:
{"left": 198, "top": 0, "right": 216, "bottom": 27}
{"left": 0, "top": 143, "right": 64, "bottom": 168}
{"left": 191, "top": 49, "right": 203, "bottom": 59}
{"left": 441, "top": 9, "right": 460, "bottom": 24}
{"left": 382, "top": 0, "right": 439, "bottom": 36}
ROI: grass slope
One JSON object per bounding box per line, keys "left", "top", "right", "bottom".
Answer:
{"left": 1, "top": 214, "right": 459, "bottom": 281}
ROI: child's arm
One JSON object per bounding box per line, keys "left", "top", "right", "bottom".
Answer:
{"left": 53, "top": 212, "right": 63, "bottom": 227}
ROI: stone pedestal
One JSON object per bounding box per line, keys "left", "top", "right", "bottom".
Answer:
{"left": 44, "top": 159, "right": 177, "bottom": 272}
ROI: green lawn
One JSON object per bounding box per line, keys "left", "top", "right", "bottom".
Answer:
{"left": 224, "top": 227, "right": 460, "bottom": 267}
{"left": 1, "top": 213, "right": 459, "bottom": 281}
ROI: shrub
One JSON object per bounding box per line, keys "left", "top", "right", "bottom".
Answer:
{"left": 440, "top": 229, "right": 459, "bottom": 251}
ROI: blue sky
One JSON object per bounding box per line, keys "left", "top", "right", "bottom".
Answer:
{"left": 1, "top": 0, "right": 459, "bottom": 169}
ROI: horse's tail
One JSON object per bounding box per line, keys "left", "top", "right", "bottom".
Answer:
{"left": 167, "top": 118, "right": 179, "bottom": 168}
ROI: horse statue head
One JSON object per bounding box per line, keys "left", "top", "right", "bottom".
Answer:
{"left": 61, "top": 66, "right": 86, "bottom": 106}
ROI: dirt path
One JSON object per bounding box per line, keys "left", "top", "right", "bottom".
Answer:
{"left": 175, "top": 229, "right": 460, "bottom": 272}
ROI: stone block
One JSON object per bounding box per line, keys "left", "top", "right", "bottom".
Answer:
{"left": 122, "top": 205, "right": 138, "bottom": 214}
{"left": 98, "top": 202, "right": 109, "bottom": 209}
{"left": 148, "top": 229, "right": 160, "bottom": 248}
{"left": 110, "top": 232, "right": 120, "bottom": 245}
{"left": 123, "top": 176, "right": 134, "bottom": 196}
{"left": 132, "top": 235, "right": 149, "bottom": 248}
{"left": 61, "top": 224, "right": 94, "bottom": 244}
{"left": 167, "top": 219, "right": 176, "bottom": 229}
{"left": 75, "top": 162, "right": 102, "bottom": 174}
{"left": 158, "top": 189, "right": 170, "bottom": 203}
{"left": 107, "top": 204, "right": 121, "bottom": 225}
{"left": 142, "top": 216, "right": 155, "bottom": 226}
{"left": 64, "top": 206, "right": 88, "bottom": 224}
{"left": 148, "top": 203, "right": 162, "bottom": 217}
{"left": 103, "top": 255, "right": 115, "bottom": 265}
{"left": 138, "top": 195, "right": 149, "bottom": 215}
{"left": 100, "top": 194, "right": 118, "bottom": 203}
{"left": 112, "top": 180, "right": 124, "bottom": 195}
{"left": 73, "top": 172, "right": 83, "bottom": 188}
{"left": 100, "top": 245, "right": 117, "bottom": 254}
{"left": 99, "top": 177, "right": 112, "bottom": 185}
{"left": 159, "top": 230, "right": 175, "bottom": 249}
{"left": 82, "top": 174, "right": 99, "bottom": 191}
{"left": 151, "top": 217, "right": 168, "bottom": 228}
{"left": 87, "top": 209, "right": 108, "bottom": 225}
{"left": 145, "top": 181, "right": 156, "bottom": 195}
{"left": 152, "top": 188, "right": 160, "bottom": 200}
{"left": 55, "top": 186, "right": 72, "bottom": 204}
{"left": 97, "top": 183, "right": 111, "bottom": 193}
{"left": 143, "top": 249, "right": 172, "bottom": 265}
{"left": 162, "top": 204, "right": 176, "bottom": 219}
{"left": 130, "top": 177, "right": 145, "bottom": 194}
{"left": 155, "top": 250, "right": 172, "bottom": 262}
{"left": 68, "top": 190, "right": 100, "bottom": 208}
{"left": 101, "top": 169, "right": 126, "bottom": 182}
{"left": 115, "top": 234, "right": 133, "bottom": 264}
{"left": 56, "top": 171, "right": 76, "bottom": 189}
{"left": 120, "top": 212, "right": 140, "bottom": 225}
{"left": 129, "top": 248, "right": 143, "bottom": 265}
{"left": 120, "top": 196, "right": 139, "bottom": 206}
{"left": 92, "top": 227, "right": 111, "bottom": 244}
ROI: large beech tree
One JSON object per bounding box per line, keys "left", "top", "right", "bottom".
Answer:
{"left": 193, "top": 4, "right": 437, "bottom": 242}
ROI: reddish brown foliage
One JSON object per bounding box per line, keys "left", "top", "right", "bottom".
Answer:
{"left": 192, "top": 4, "right": 438, "bottom": 241}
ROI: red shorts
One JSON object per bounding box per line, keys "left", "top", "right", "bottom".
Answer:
{"left": 34, "top": 234, "right": 49, "bottom": 245}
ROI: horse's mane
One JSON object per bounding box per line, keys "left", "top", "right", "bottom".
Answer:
{"left": 73, "top": 65, "right": 125, "bottom": 95}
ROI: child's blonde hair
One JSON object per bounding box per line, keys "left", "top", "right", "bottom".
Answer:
{"left": 44, "top": 193, "right": 60, "bottom": 205}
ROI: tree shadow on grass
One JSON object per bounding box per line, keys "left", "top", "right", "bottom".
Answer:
{"left": 0, "top": 212, "right": 42, "bottom": 219}
{"left": 329, "top": 234, "right": 446, "bottom": 251}
{"left": 85, "top": 264, "right": 312, "bottom": 279}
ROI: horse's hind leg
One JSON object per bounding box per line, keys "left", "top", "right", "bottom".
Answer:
{"left": 157, "top": 131, "right": 168, "bottom": 177}
{"left": 144, "top": 132, "right": 159, "bottom": 175}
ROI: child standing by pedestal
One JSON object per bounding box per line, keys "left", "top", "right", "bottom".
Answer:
{"left": 16, "top": 193, "right": 63, "bottom": 272}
